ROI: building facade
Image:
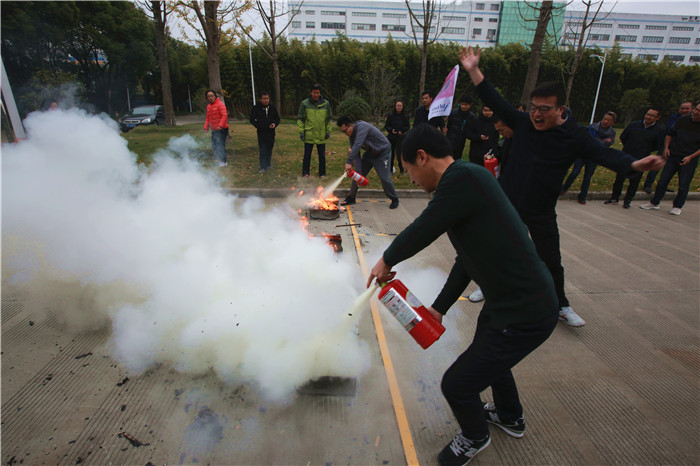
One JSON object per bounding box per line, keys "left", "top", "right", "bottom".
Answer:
{"left": 287, "top": 1, "right": 700, "bottom": 65}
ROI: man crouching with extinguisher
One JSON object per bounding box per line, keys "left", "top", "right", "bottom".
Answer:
{"left": 367, "top": 123, "right": 558, "bottom": 465}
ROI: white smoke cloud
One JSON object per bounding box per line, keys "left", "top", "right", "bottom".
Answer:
{"left": 2, "top": 108, "right": 370, "bottom": 402}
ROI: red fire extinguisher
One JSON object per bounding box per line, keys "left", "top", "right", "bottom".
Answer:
{"left": 346, "top": 169, "right": 369, "bottom": 186}
{"left": 484, "top": 150, "right": 500, "bottom": 178}
{"left": 377, "top": 280, "right": 445, "bottom": 349}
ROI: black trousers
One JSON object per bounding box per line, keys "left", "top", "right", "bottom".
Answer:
{"left": 522, "top": 213, "right": 569, "bottom": 308}
{"left": 611, "top": 170, "right": 643, "bottom": 203}
{"left": 441, "top": 312, "right": 557, "bottom": 439}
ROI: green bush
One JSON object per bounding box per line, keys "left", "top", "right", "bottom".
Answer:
{"left": 336, "top": 96, "right": 371, "bottom": 122}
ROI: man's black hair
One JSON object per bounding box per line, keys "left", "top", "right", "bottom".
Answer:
{"left": 259, "top": 91, "right": 270, "bottom": 97}
{"left": 648, "top": 106, "right": 662, "bottom": 115}
{"left": 421, "top": 90, "right": 434, "bottom": 99}
{"left": 460, "top": 94, "right": 473, "bottom": 104}
{"left": 336, "top": 115, "right": 353, "bottom": 127}
{"left": 530, "top": 81, "right": 566, "bottom": 107}
{"left": 310, "top": 83, "right": 321, "bottom": 91}
{"left": 401, "top": 123, "right": 452, "bottom": 164}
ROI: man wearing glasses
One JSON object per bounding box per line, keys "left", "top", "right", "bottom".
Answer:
{"left": 337, "top": 116, "right": 400, "bottom": 209}
{"left": 459, "top": 46, "right": 665, "bottom": 328}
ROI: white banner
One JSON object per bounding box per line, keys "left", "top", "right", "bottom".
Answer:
{"left": 428, "top": 65, "right": 459, "bottom": 120}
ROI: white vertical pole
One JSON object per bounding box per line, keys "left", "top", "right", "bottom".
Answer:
{"left": 1, "top": 56, "right": 26, "bottom": 140}
{"left": 249, "top": 40, "right": 256, "bottom": 105}
{"left": 188, "top": 84, "right": 192, "bottom": 112}
{"left": 127, "top": 86, "right": 131, "bottom": 112}
{"left": 589, "top": 51, "right": 607, "bottom": 126}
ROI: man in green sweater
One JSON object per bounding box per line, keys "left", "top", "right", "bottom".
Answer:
{"left": 297, "top": 83, "right": 333, "bottom": 177}
{"left": 368, "top": 123, "right": 558, "bottom": 465}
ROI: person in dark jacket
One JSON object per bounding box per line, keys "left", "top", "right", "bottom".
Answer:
{"left": 643, "top": 100, "right": 691, "bottom": 193}
{"left": 249, "top": 91, "right": 281, "bottom": 173}
{"left": 466, "top": 105, "right": 499, "bottom": 166}
{"left": 604, "top": 108, "right": 665, "bottom": 208}
{"left": 561, "top": 111, "right": 617, "bottom": 204}
{"left": 367, "top": 123, "right": 558, "bottom": 466}
{"left": 414, "top": 91, "right": 446, "bottom": 131}
{"left": 384, "top": 100, "right": 411, "bottom": 174}
{"left": 445, "top": 95, "right": 476, "bottom": 159}
{"left": 459, "top": 46, "right": 665, "bottom": 328}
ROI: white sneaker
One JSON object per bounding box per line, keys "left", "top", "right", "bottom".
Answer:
{"left": 639, "top": 203, "right": 659, "bottom": 210}
{"left": 468, "top": 287, "right": 484, "bottom": 302}
{"left": 217, "top": 161, "right": 227, "bottom": 167}
{"left": 559, "top": 306, "right": 586, "bottom": 327}
{"left": 669, "top": 207, "right": 681, "bottom": 215}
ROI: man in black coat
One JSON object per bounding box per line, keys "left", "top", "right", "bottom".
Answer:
{"left": 445, "top": 95, "right": 476, "bottom": 159}
{"left": 249, "top": 91, "right": 281, "bottom": 173}
{"left": 414, "top": 91, "right": 446, "bottom": 131}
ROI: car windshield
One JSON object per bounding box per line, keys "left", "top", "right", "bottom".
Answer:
{"left": 131, "top": 106, "right": 154, "bottom": 115}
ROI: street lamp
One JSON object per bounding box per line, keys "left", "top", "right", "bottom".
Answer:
{"left": 589, "top": 51, "right": 607, "bottom": 125}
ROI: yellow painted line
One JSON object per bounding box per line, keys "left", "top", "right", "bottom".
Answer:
{"left": 346, "top": 206, "right": 420, "bottom": 466}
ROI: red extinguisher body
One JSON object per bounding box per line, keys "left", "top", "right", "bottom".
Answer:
{"left": 484, "top": 151, "right": 500, "bottom": 178}
{"left": 377, "top": 280, "right": 445, "bottom": 349}
{"left": 347, "top": 169, "right": 369, "bottom": 186}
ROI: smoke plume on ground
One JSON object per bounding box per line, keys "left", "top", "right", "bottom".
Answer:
{"left": 2, "top": 109, "right": 370, "bottom": 402}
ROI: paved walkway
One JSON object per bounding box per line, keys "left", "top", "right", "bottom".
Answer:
{"left": 2, "top": 199, "right": 698, "bottom": 465}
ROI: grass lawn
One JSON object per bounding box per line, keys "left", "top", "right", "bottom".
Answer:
{"left": 121, "top": 118, "right": 698, "bottom": 193}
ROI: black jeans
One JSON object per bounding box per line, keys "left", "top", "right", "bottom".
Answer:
{"left": 388, "top": 135, "right": 405, "bottom": 172}
{"left": 522, "top": 213, "right": 568, "bottom": 308}
{"left": 258, "top": 133, "right": 275, "bottom": 170}
{"left": 651, "top": 155, "right": 699, "bottom": 208}
{"left": 302, "top": 143, "right": 326, "bottom": 176}
{"left": 611, "top": 170, "right": 643, "bottom": 203}
{"left": 441, "top": 312, "right": 557, "bottom": 439}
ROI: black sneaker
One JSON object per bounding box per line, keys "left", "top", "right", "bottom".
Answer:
{"left": 484, "top": 403, "right": 525, "bottom": 438}
{"left": 437, "top": 432, "right": 490, "bottom": 466}
{"left": 623, "top": 201, "right": 631, "bottom": 209}
{"left": 389, "top": 199, "right": 399, "bottom": 209}
{"left": 604, "top": 199, "right": 618, "bottom": 205}
{"left": 340, "top": 197, "right": 356, "bottom": 206}
{"left": 643, "top": 187, "right": 652, "bottom": 194}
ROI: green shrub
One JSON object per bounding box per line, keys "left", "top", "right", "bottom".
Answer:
{"left": 336, "top": 96, "right": 371, "bottom": 122}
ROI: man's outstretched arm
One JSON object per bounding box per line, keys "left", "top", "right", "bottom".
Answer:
{"left": 459, "top": 47, "right": 485, "bottom": 86}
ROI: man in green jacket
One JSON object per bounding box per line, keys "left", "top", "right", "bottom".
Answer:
{"left": 368, "top": 123, "right": 558, "bottom": 466}
{"left": 297, "top": 83, "right": 333, "bottom": 177}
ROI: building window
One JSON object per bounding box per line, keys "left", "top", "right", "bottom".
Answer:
{"left": 489, "top": 18, "right": 498, "bottom": 23}
{"left": 487, "top": 29, "right": 497, "bottom": 41}
{"left": 589, "top": 34, "right": 610, "bottom": 41}
{"left": 321, "top": 10, "right": 345, "bottom": 16}
{"left": 383, "top": 12, "right": 407, "bottom": 18}
{"left": 418, "top": 26, "right": 436, "bottom": 33}
{"left": 689, "top": 56, "right": 700, "bottom": 63}
{"left": 474, "top": 17, "right": 483, "bottom": 22}
{"left": 696, "top": 38, "right": 700, "bottom": 44}
{"left": 475, "top": 3, "right": 485, "bottom": 10}
{"left": 672, "top": 26, "right": 694, "bottom": 31}
{"left": 645, "top": 25, "right": 667, "bottom": 30}
{"left": 565, "top": 33, "right": 579, "bottom": 40}
{"left": 352, "top": 11, "right": 376, "bottom": 17}
{"left": 642, "top": 36, "right": 664, "bottom": 43}
{"left": 306, "top": 10, "right": 315, "bottom": 15}
{"left": 620, "top": 53, "right": 632, "bottom": 59}
{"left": 291, "top": 9, "right": 300, "bottom": 15}
{"left": 567, "top": 21, "right": 582, "bottom": 27}
{"left": 665, "top": 55, "right": 685, "bottom": 62}
{"left": 595, "top": 23, "right": 613, "bottom": 28}
{"left": 292, "top": 21, "right": 301, "bottom": 28}
{"left": 638, "top": 54, "right": 658, "bottom": 60}
{"left": 615, "top": 35, "right": 637, "bottom": 42}
{"left": 473, "top": 28, "right": 482, "bottom": 36}
{"left": 445, "top": 15, "right": 467, "bottom": 21}
{"left": 442, "top": 27, "right": 465, "bottom": 34}
{"left": 321, "top": 22, "right": 345, "bottom": 29}
{"left": 669, "top": 37, "right": 691, "bottom": 44}
{"left": 619, "top": 24, "right": 640, "bottom": 29}
{"left": 490, "top": 3, "right": 500, "bottom": 11}
{"left": 382, "top": 24, "right": 406, "bottom": 32}
{"left": 352, "top": 23, "right": 376, "bottom": 31}
{"left": 306, "top": 22, "right": 315, "bottom": 29}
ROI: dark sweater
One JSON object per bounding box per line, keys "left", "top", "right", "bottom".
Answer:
{"left": 414, "top": 105, "right": 446, "bottom": 130}
{"left": 384, "top": 111, "right": 410, "bottom": 140}
{"left": 668, "top": 114, "right": 700, "bottom": 158}
{"left": 249, "top": 102, "right": 280, "bottom": 134}
{"left": 383, "top": 160, "right": 557, "bottom": 329}
{"left": 466, "top": 113, "right": 499, "bottom": 163}
{"left": 446, "top": 108, "right": 475, "bottom": 144}
{"left": 619, "top": 120, "right": 665, "bottom": 159}
{"left": 476, "top": 79, "right": 638, "bottom": 217}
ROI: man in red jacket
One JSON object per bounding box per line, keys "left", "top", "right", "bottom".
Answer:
{"left": 203, "top": 90, "right": 230, "bottom": 167}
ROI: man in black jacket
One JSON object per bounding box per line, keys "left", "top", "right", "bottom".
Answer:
{"left": 458, "top": 46, "right": 665, "bottom": 327}
{"left": 414, "top": 91, "right": 446, "bottom": 131}
{"left": 249, "top": 91, "right": 281, "bottom": 173}
{"left": 368, "top": 124, "right": 558, "bottom": 466}
{"left": 445, "top": 95, "right": 475, "bottom": 159}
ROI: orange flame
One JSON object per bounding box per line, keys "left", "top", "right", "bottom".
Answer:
{"left": 307, "top": 186, "right": 339, "bottom": 211}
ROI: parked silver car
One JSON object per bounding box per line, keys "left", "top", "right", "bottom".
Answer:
{"left": 119, "top": 105, "right": 165, "bottom": 132}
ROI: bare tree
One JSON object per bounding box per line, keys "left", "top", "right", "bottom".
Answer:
{"left": 362, "top": 62, "right": 399, "bottom": 126}
{"left": 141, "top": 1, "right": 176, "bottom": 125}
{"left": 237, "top": 1, "right": 302, "bottom": 113}
{"left": 518, "top": 1, "right": 556, "bottom": 104}
{"left": 559, "top": 0, "right": 610, "bottom": 104}
{"left": 404, "top": 0, "right": 454, "bottom": 104}
{"left": 174, "top": 0, "right": 252, "bottom": 94}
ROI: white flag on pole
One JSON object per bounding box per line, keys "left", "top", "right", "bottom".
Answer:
{"left": 428, "top": 65, "right": 460, "bottom": 120}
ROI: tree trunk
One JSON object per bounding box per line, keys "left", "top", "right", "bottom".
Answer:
{"left": 520, "top": 1, "right": 553, "bottom": 104}
{"left": 152, "top": 1, "right": 176, "bottom": 125}
{"left": 204, "top": 1, "right": 222, "bottom": 93}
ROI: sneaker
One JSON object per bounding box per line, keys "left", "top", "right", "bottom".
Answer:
{"left": 623, "top": 201, "right": 630, "bottom": 209}
{"left": 389, "top": 199, "right": 399, "bottom": 209}
{"left": 437, "top": 432, "right": 490, "bottom": 466}
{"left": 640, "top": 203, "right": 659, "bottom": 210}
{"left": 559, "top": 306, "right": 586, "bottom": 327}
{"left": 577, "top": 199, "right": 586, "bottom": 205}
{"left": 217, "top": 161, "right": 227, "bottom": 167}
{"left": 643, "top": 186, "right": 652, "bottom": 194}
{"left": 669, "top": 207, "right": 682, "bottom": 215}
{"left": 468, "top": 288, "right": 484, "bottom": 302}
{"left": 483, "top": 403, "right": 525, "bottom": 438}
{"left": 340, "top": 197, "right": 356, "bottom": 206}
{"left": 604, "top": 199, "right": 618, "bottom": 205}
